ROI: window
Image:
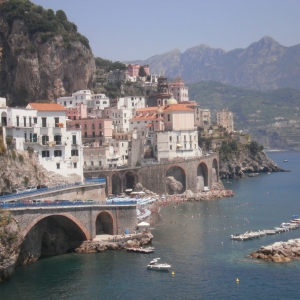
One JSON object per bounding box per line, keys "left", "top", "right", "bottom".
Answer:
{"left": 42, "top": 118, "right": 47, "bottom": 127}
{"left": 168, "top": 114, "right": 170, "bottom": 121}
{"left": 23, "top": 117, "right": 26, "bottom": 127}
{"left": 84, "top": 124, "right": 87, "bottom": 129}
{"left": 169, "top": 136, "right": 172, "bottom": 142}
{"left": 29, "top": 118, "right": 32, "bottom": 127}
{"left": 170, "top": 145, "right": 172, "bottom": 150}
{"left": 92, "top": 131, "right": 95, "bottom": 137}
{"left": 184, "top": 135, "right": 186, "bottom": 141}
{"left": 73, "top": 162, "right": 77, "bottom": 168}
{"left": 177, "top": 136, "right": 179, "bottom": 141}
{"left": 99, "top": 161, "right": 102, "bottom": 166}
{"left": 71, "top": 150, "right": 78, "bottom": 156}
{"left": 16, "top": 116, "right": 19, "bottom": 127}
{"left": 33, "top": 117, "right": 37, "bottom": 124}
{"left": 92, "top": 124, "right": 95, "bottom": 129}
{"left": 54, "top": 150, "right": 62, "bottom": 157}
{"left": 72, "top": 135, "right": 77, "bottom": 145}
{"left": 42, "top": 135, "right": 49, "bottom": 145}
{"left": 24, "top": 132, "right": 27, "bottom": 140}
{"left": 54, "top": 135, "right": 62, "bottom": 145}
{"left": 42, "top": 151, "right": 50, "bottom": 158}
{"left": 84, "top": 132, "right": 87, "bottom": 137}
{"left": 64, "top": 101, "right": 66, "bottom": 106}
{"left": 91, "top": 161, "right": 94, "bottom": 166}
{"left": 99, "top": 123, "right": 102, "bottom": 129}
{"left": 56, "top": 163, "right": 60, "bottom": 169}
{"left": 55, "top": 117, "right": 59, "bottom": 127}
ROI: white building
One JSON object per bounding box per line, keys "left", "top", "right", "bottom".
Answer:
{"left": 168, "top": 78, "right": 189, "bottom": 103}
{"left": 103, "top": 107, "right": 133, "bottom": 133}
{"left": 2, "top": 103, "right": 83, "bottom": 180}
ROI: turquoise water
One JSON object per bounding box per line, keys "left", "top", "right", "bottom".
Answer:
{"left": 1, "top": 152, "right": 300, "bottom": 299}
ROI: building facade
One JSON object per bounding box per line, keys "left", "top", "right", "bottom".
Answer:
{"left": 217, "top": 109, "right": 234, "bottom": 132}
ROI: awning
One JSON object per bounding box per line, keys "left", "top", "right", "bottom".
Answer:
{"left": 56, "top": 123, "right": 64, "bottom": 128}
{"left": 125, "top": 189, "right": 133, "bottom": 192}
{"left": 176, "top": 144, "right": 182, "bottom": 148}
{"left": 138, "top": 222, "right": 150, "bottom": 226}
{"left": 146, "top": 124, "right": 153, "bottom": 127}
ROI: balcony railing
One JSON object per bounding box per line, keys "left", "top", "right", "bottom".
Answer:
{"left": 6, "top": 122, "right": 64, "bottom": 128}
{"left": 24, "top": 138, "right": 67, "bottom": 146}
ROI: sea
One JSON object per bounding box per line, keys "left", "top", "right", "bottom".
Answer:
{"left": 0, "top": 151, "right": 300, "bottom": 300}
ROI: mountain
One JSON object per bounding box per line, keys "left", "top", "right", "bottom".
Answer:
{"left": 129, "top": 36, "right": 300, "bottom": 91}
{"left": 0, "top": 0, "right": 95, "bottom": 105}
{"left": 188, "top": 81, "right": 300, "bottom": 150}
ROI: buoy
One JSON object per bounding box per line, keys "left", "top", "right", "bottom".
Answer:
{"left": 172, "top": 271, "right": 175, "bottom": 276}
{"left": 236, "top": 278, "right": 240, "bottom": 283}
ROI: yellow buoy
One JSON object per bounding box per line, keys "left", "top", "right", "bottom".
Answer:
{"left": 236, "top": 278, "right": 239, "bottom": 283}
{"left": 172, "top": 271, "right": 175, "bottom": 276}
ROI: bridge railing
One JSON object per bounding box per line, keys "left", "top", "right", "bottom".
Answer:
{"left": 0, "top": 200, "right": 108, "bottom": 209}
{"left": 0, "top": 180, "right": 106, "bottom": 202}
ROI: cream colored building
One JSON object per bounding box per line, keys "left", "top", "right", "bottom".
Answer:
{"left": 217, "top": 109, "right": 234, "bottom": 132}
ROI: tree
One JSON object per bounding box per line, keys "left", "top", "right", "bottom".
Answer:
{"left": 139, "top": 66, "right": 147, "bottom": 77}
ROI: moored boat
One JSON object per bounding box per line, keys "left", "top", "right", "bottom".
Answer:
{"left": 147, "top": 258, "right": 171, "bottom": 271}
{"left": 127, "top": 247, "right": 154, "bottom": 253}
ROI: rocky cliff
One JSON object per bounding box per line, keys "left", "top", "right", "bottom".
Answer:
{"left": 130, "top": 36, "right": 300, "bottom": 91}
{"left": 0, "top": 1, "right": 95, "bottom": 105}
{"left": 219, "top": 148, "right": 285, "bottom": 179}
{"left": 0, "top": 149, "right": 79, "bottom": 193}
{"left": 0, "top": 210, "right": 21, "bottom": 281}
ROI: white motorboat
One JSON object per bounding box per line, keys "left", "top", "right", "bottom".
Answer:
{"left": 147, "top": 258, "right": 171, "bottom": 271}
{"left": 265, "top": 229, "right": 276, "bottom": 235}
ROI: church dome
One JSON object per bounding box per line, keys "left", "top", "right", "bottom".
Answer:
{"left": 166, "top": 97, "right": 178, "bottom": 105}
{"left": 157, "top": 105, "right": 163, "bottom": 114}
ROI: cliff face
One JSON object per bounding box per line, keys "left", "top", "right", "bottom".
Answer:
{"left": 0, "top": 210, "right": 21, "bottom": 281}
{"left": 219, "top": 149, "right": 284, "bottom": 179}
{"left": 0, "top": 13, "right": 95, "bottom": 105}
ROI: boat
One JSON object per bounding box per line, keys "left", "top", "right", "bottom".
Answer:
{"left": 265, "top": 229, "right": 276, "bottom": 235}
{"left": 127, "top": 247, "right": 154, "bottom": 253}
{"left": 283, "top": 159, "right": 288, "bottom": 162}
{"left": 147, "top": 258, "right": 171, "bottom": 271}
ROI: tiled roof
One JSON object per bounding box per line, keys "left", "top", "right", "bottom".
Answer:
{"left": 27, "top": 103, "right": 66, "bottom": 111}
{"left": 164, "top": 104, "right": 194, "bottom": 111}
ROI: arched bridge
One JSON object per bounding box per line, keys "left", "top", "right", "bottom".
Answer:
{"left": 9, "top": 204, "right": 137, "bottom": 243}
{"left": 84, "top": 153, "right": 219, "bottom": 196}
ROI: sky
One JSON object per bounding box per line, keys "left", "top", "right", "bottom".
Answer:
{"left": 31, "top": 0, "right": 300, "bottom": 62}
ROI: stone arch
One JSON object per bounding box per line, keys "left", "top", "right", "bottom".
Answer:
{"left": 17, "top": 213, "right": 90, "bottom": 265}
{"left": 123, "top": 171, "right": 137, "bottom": 191}
{"left": 165, "top": 165, "right": 186, "bottom": 195}
{"left": 95, "top": 211, "right": 114, "bottom": 235}
{"left": 212, "top": 159, "right": 219, "bottom": 183}
{"left": 197, "top": 162, "right": 209, "bottom": 191}
{"left": 112, "top": 173, "right": 122, "bottom": 195}
{"left": 20, "top": 213, "right": 91, "bottom": 240}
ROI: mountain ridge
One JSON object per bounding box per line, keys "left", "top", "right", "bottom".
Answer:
{"left": 127, "top": 36, "right": 300, "bottom": 91}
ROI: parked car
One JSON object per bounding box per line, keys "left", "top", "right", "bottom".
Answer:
{"left": 73, "top": 199, "right": 83, "bottom": 204}
{"left": 37, "top": 185, "right": 48, "bottom": 189}
{"left": 26, "top": 186, "right": 37, "bottom": 191}
{"left": 12, "top": 189, "right": 26, "bottom": 194}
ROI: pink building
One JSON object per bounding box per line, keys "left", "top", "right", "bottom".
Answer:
{"left": 66, "top": 103, "right": 87, "bottom": 120}
{"left": 68, "top": 118, "right": 112, "bottom": 145}
{"left": 127, "top": 64, "right": 140, "bottom": 77}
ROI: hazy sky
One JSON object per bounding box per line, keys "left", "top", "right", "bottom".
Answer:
{"left": 32, "top": 0, "right": 300, "bottom": 61}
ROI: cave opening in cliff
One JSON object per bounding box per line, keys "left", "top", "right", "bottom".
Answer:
{"left": 96, "top": 212, "right": 113, "bottom": 235}
{"left": 112, "top": 173, "right": 122, "bottom": 195}
{"left": 124, "top": 172, "right": 135, "bottom": 191}
{"left": 165, "top": 166, "right": 186, "bottom": 195}
{"left": 197, "top": 163, "right": 208, "bottom": 191}
{"left": 17, "top": 216, "right": 88, "bottom": 265}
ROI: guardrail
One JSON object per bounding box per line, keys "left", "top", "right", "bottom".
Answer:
{"left": 0, "top": 180, "right": 106, "bottom": 202}
{"left": 0, "top": 200, "right": 107, "bottom": 209}
{"left": 106, "top": 200, "right": 137, "bottom": 205}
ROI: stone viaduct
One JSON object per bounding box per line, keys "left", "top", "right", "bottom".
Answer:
{"left": 9, "top": 204, "right": 137, "bottom": 243}
{"left": 84, "top": 153, "right": 219, "bottom": 196}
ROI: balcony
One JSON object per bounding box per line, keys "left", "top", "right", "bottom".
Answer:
{"left": 24, "top": 138, "right": 67, "bottom": 147}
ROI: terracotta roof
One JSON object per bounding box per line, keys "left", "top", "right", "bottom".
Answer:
{"left": 164, "top": 104, "right": 194, "bottom": 112}
{"left": 27, "top": 103, "right": 66, "bottom": 111}
{"left": 136, "top": 107, "right": 162, "bottom": 112}
{"left": 130, "top": 115, "right": 157, "bottom": 121}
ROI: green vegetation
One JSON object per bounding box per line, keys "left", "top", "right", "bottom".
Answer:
{"left": 139, "top": 66, "right": 147, "bottom": 77}
{"left": 0, "top": 0, "right": 90, "bottom": 48}
{"left": 95, "top": 58, "right": 126, "bottom": 72}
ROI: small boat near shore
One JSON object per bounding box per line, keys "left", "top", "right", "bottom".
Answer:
{"left": 127, "top": 247, "right": 154, "bottom": 253}
{"left": 147, "top": 258, "right": 171, "bottom": 271}
{"left": 283, "top": 159, "right": 288, "bottom": 162}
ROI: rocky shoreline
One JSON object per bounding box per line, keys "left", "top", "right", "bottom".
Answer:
{"left": 249, "top": 239, "right": 300, "bottom": 263}
{"left": 219, "top": 149, "right": 288, "bottom": 179}
{"left": 75, "top": 233, "right": 153, "bottom": 253}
